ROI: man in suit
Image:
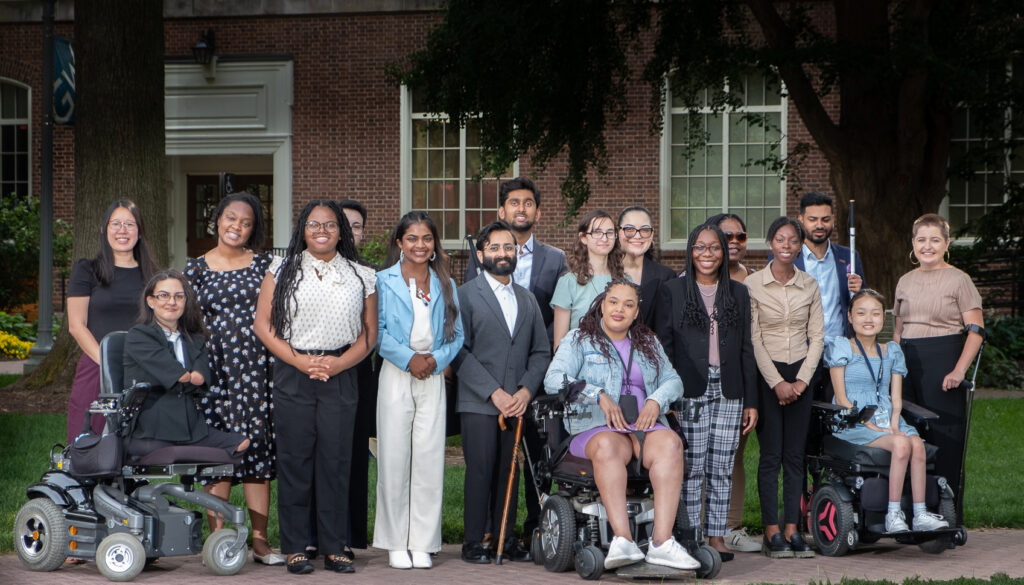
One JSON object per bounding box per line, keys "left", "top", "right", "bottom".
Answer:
{"left": 455, "top": 221, "right": 551, "bottom": 564}
{"left": 464, "top": 176, "right": 567, "bottom": 543}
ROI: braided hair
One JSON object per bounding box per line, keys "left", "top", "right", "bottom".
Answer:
{"left": 270, "top": 200, "right": 364, "bottom": 343}
{"left": 576, "top": 278, "right": 663, "bottom": 377}
{"left": 680, "top": 224, "right": 741, "bottom": 333}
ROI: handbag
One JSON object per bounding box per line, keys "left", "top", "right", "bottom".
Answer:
{"left": 69, "top": 432, "right": 123, "bottom": 477}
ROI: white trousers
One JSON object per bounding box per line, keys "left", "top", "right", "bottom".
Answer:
{"left": 372, "top": 359, "right": 446, "bottom": 552}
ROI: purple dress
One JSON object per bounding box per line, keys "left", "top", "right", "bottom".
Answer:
{"left": 568, "top": 337, "right": 669, "bottom": 457}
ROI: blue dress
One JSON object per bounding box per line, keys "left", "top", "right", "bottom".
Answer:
{"left": 823, "top": 337, "right": 917, "bottom": 445}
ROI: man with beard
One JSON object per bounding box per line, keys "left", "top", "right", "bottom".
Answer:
{"left": 455, "top": 221, "right": 551, "bottom": 564}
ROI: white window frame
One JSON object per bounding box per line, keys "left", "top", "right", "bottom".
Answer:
{"left": 0, "top": 78, "right": 32, "bottom": 201}
{"left": 659, "top": 77, "right": 788, "bottom": 251}
{"left": 400, "top": 84, "right": 519, "bottom": 248}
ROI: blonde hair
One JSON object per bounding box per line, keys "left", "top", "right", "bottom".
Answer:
{"left": 912, "top": 213, "right": 950, "bottom": 240}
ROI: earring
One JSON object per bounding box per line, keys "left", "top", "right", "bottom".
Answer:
{"left": 430, "top": 251, "right": 437, "bottom": 262}
{"left": 944, "top": 249, "right": 950, "bottom": 263}
{"left": 909, "top": 249, "right": 919, "bottom": 265}
{"left": 400, "top": 250, "right": 406, "bottom": 263}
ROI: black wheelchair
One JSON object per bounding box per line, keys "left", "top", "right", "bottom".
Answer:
{"left": 13, "top": 332, "right": 249, "bottom": 581}
{"left": 804, "top": 399, "right": 967, "bottom": 556}
{"left": 523, "top": 379, "right": 722, "bottom": 581}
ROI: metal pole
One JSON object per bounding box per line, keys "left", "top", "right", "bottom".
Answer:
{"left": 25, "top": 0, "right": 56, "bottom": 373}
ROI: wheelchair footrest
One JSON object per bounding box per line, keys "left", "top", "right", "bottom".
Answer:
{"left": 616, "top": 562, "right": 695, "bottom": 579}
{"left": 891, "top": 527, "right": 964, "bottom": 545}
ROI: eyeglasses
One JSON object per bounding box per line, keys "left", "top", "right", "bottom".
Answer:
{"left": 723, "top": 231, "right": 747, "bottom": 243}
{"left": 305, "top": 220, "right": 340, "bottom": 233}
{"left": 620, "top": 225, "right": 654, "bottom": 239}
{"left": 691, "top": 244, "right": 723, "bottom": 254}
{"left": 150, "top": 291, "right": 186, "bottom": 303}
{"left": 485, "top": 244, "right": 517, "bottom": 253}
{"left": 349, "top": 223, "right": 364, "bottom": 232}
{"left": 109, "top": 220, "right": 138, "bottom": 231}
{"left": 587, "top": 229, "right": 617, "bottom": 240}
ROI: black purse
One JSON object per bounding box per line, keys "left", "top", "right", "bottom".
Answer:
{"left": 69, "top": 432, "right": 123, "bottom": 477}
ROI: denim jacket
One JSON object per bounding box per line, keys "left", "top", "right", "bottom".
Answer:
{"left": 376, "top": 262, "right": 464, "bottom": 374}
{"left": 543, "top": 329, "right": 683, "bottom": 435}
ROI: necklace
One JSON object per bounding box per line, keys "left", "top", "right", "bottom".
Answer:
{"left": 416, "top": 287, "right": 430, "bottom": 306}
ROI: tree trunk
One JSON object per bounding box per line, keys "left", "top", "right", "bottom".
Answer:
{"left": 11, "top": 0, "right": 166, "bottom": 394}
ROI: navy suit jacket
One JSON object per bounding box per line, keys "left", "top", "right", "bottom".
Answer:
{"left": 783, "top": 241, "right": 865, "bottom": 337}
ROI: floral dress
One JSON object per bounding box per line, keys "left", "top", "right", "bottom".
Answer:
{"left": 185, "top": 253, "right": 275, "bottom": 479}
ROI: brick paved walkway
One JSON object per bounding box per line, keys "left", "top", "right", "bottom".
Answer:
{"left": 2, "top": 529, "right": 1021, "bottom": 584}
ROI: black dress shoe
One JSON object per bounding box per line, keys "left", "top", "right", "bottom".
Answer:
{"left": 304, "top": 545, "right": 318, "bottom": 560}
{"left": 461, "top": 542, "right": 492, "bottom": 564}
{"left": 324, "top": 554, "right": 355, "bottom": 573}
{"left": 497, "top": 537, "right": 532, "bottom": 562}
{"left": 787, "top": 533, "right": 815, "bottom": 558}
{"left": 762, "top": 533, "right": 794, "bottom": 558}
{"left": 287, "top": 553, "right": 315, "bottom": 574}
{"left": 342, "top": 546, "right": 356, "bottom": 561}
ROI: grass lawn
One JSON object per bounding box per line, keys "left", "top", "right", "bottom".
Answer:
{"left": 2, "top": 399, "right": 1021, "bottom": 555}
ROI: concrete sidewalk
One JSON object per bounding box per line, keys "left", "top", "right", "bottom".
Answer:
{"left": 2, "top": 529, "right": 1021, "bottom": 584}
{"left": 0, "top": 359, "right": 26, "bottom": 375}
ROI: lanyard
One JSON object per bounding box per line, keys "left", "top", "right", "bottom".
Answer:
{"left": 603, "top": 332, "right": 636, "bottom": 396}
{"left": 853, "top": 337, "right": 883, "bottom": 404}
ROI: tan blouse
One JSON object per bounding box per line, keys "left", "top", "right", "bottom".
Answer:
{"left": 747, "top": 262, "right": 825, "bottom": 388}
{"left": 894, "top": 266, "right": 982, "bottom": 339}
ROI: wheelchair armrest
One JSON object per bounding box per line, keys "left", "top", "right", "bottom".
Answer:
{"left": 901, "top": 400, "right": 939, "bottom": 422}
{"left": 812, "top": 400, "right": 845, "bottom": 413}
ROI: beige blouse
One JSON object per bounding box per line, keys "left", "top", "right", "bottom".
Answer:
{"left": 894, "top": 266, "right": 982, "bottom": 339}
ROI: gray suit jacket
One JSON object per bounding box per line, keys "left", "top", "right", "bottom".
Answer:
{"left": 454, "top": 274, "right": 551, "bottom": 415}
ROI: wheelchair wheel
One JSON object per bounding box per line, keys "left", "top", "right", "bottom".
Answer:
{"left": 14, "top": 498, "right": 68, "bottom": 572}
{"left": 530, "top": 528, "right": 544, "bottom": 565}
{"left": 918, "top": 499, "right": 956, "bottom": 554}
{"left": 97, "top": 532, "right": 146, "bottom": 582}
{"left": 203, "top": 528, "right": 247, "bottom": 575}
{"left": 575, "top": 544, "right": 605, "bottom": 580}
{"left": 694, "top": 543, "right": 722, "bottom": 579}
{"left": 810, "top": 484, "right": 856, "bottom": 557}
{"left": 539, "top": 495, "right": 576, "bottom": 572}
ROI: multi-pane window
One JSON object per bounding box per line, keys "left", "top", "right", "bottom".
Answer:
{"left": 663, "top": 73, "right": 786, "bottom": 244}
{"left": 0, "top": 80, "right": 30, "bottom": 200}
{"left": 404, "top": 86, "right": 516, "bottom": 245}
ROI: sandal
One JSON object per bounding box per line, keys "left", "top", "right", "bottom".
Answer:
{"left": 286, "top": 552, "right": 315, "bottom": 575}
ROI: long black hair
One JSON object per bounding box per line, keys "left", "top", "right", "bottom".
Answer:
{"left": 270, "top": 200, "right": 364, "bottom": 343}
{"left": 576, "top": 278, "right": 663, "bottom": 376}
{"left": 385, "top": 211, "right": 459, "bottom": 344}
{"left": 212, "top": 192, "right": 266, "bottom": 252}
{"left": 92, "top": 199, "right": 157, "bottom": 287}
{"left": 136, "top": 269, "right": 206, "bottom": 336}
{"left": 680, "top": 224, "right": 741, "bottom": 333}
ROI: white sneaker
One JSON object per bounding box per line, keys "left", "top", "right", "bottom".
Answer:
{"left": 604, "top": 536, "right": 645, "bottom": 569}
{"left": 410, "top": 551, "right": 432, "bottom": 569}
{"left": 885, "top": 510, "right": 910, "bottom": 533}
{"left": 913, "top": 511, "right": 950, "bottom": 531}
{"left": 388, "top": 550, "right": 412, "bottom": 569}
{"left": 724, "top": 527, "right": 762, "bottom": 552}
{"left": 645, "top": 536, "right": 701, "bottom": 570}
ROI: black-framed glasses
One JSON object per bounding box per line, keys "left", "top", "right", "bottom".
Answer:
{"left": 150, "top": 291, "right": 186, "bottom": 303}
{"left": 620, "top": 225, "right": 654, "bottom": 239}
{"left": 305, "top": 220, "right": 340, "bottom": 233}
{"left": 724, "top": 231, "right": 748, "bottom": 243}
{"left": 691, "top": 244, "right": 723, "bottom": 254}
{"left": 587, "top": 229, "right": 617, "bottom": 240}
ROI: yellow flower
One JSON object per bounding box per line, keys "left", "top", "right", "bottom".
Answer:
{"left": 0, "top": 331, "right": 32, "bottom": 360}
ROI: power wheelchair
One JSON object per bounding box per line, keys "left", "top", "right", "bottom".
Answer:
{"left": 13, "top": 331, "right": 249, "bottom": 581}
{"left": 523, "top": 378, "right": 722, "bottom": 581}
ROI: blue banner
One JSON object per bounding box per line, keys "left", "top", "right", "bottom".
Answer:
{"left": 53, "top": 35, "right": 75, "bottom": 125}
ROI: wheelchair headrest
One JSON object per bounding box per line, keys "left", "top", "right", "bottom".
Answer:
{"left": 100, "top": 331, "right": 128, "bottom": 395}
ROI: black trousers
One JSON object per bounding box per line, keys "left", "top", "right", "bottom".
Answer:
{"left": 347, "top": 354, "right": 379, "bottom": 549}
{"left": 274, "top": 360, "right": 358, "bottom": 555}
{"left": 901, "top": 334, "right": 967, "bottom": 518}
{"left": 462, "top": 412, "right": 521, "bottom": 544}
{"left": 756, "top": 359, "right": 814, "bottom": 527}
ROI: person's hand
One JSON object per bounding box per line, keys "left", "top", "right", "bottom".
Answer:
{"left": 741, "top": 407, "right": 758, "bottom": 435}
{"left": 847, "top": 272, "right": 863, "bottom": 294}
{"left": 189, "top": 370, "right": 205, "bottom": 386}
{"left": 178, "top": 371, "right": 191, "bottom": 383}
{"left": 635, "top": 400, "right": 661, "bottom": 431}
{"left": 507, "top": 387, "right": 531, "bottom": 418}
{"left": 491, "top": 388, "right": 514, "bottom": 418}
{"left": 408, "top": 354, "right": 434, "bottom": 380}
{"left": 864, "top": 420, "right": 890, "bottom": 434}
{"left": 792, "top": 380, "right": 808, "bottom": 396}
{"left": 598, "top": 392, "right": 629, "bottom": 431}
{"left": 773, "top": 381, "right": 797, "bottom": 405}
{"left": 304, "top": 355, "right": 330, "bottom": 381}
{"left": 942, "top": 367, "right": 967, "bottom": 391}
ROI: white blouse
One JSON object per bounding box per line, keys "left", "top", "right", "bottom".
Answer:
{"left": 269, "top": 250, "right": 376, "bottom": 350}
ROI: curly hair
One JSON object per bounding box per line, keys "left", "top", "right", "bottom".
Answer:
{"left": 211, "top": 192, "right": 266, "bottom": 252}
{"left": 680, "top": 224, "right": 741, "bottom": 334}
{"left": 136, "top": 269, "right": 206, "bottom": 336}
{"left": 270, "top": 200, "right": 364, "bottom": 343}
{"left": 566, "top": 210, "right": 624, "bottom": 285}
{"left": 576, "top": 278, "right": 663, "bottom": 377}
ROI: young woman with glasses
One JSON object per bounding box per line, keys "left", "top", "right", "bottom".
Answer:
{"left": 617, "top": 206, "right": 677, "bottom": 329}
{"left": 707, "top": 213, "right": 754, "bottom": 283}
{"left": 551, "top": 210, "right": 624, "bottom": 351}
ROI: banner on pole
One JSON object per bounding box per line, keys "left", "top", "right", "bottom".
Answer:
{"left": 53, "top": 35, "right": 75, "bottom": 124}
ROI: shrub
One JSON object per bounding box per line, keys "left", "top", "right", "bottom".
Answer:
{"left": 0, "top": 311, "right": 35, "bottom": 342}
{"left": 0, "top": 195, "right": 73, "bottom": 312}
{"left": 0, "top": 331, "right": 32, "bottom": 360}
{"left": 974, "top": 317, "right": 1024, "bottom": 390}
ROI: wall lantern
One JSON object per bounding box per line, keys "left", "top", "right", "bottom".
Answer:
{"left": 192, "top": 29, "right": 217, "bottom": 79}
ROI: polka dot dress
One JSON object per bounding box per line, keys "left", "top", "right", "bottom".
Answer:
{"left": 185, "top": 253, "right": 275, "bottom": 479}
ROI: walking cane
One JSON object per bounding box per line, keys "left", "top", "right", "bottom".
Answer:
{"left": 957, "top": 324, "right": 987, "bottom": 517}
{"left": 495, "top": 415, "right": 524, "bottom": 565}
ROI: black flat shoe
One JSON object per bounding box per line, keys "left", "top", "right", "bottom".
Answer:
{"left": 287, "top": 553, "right": 315, "bottom": 574}
{"left": 304, "top": 546, "right": 318, "bottom": 560}
{"left": 497, "top": 537, "right": 531, "bottom": 563}
{"left": 325, "top": 554, "right": 355, "bottom": 573}
{"left": 715, "top": 549, "right": 735, "bottom": 562}
{"left": 342, "top": 546, "right": 356, "bottom": 561}
{"left": 787, "top": 533, "right": 815, "bottom": 558}
{"left": 461, "top": 542, "right": 492, "bottom": 564}
{"left": 762, "top": 533, "right": 794, "bottom": 558}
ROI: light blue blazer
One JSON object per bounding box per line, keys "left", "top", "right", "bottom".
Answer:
{"left": 376, "top": 262, "right": 464, "bottom": 374}
{"left": 543, "top": 329, "right": 682, "bottom": 435}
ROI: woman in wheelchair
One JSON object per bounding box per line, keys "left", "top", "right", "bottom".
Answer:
{"left": 123, "top": 270, "right": 250, "bottom": 460}
{"left": 825, "top": 289, "right": 948, "bottom": 534}
{"left": 544, "top": 279, "right": 700, "bottom": 571}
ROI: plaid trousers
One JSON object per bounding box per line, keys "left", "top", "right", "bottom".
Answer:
{"left": 680, "top": 367, "right": 743, "bottom": 537}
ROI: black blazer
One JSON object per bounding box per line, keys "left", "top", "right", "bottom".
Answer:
{"left": 654, "top": 277, "right": 758, "bottom": 407}
{"left": 123, "top": 323, "right": 211, "bottom": 443}
{"left": 638, "top": 257, "right": 677, "bottom": 329}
